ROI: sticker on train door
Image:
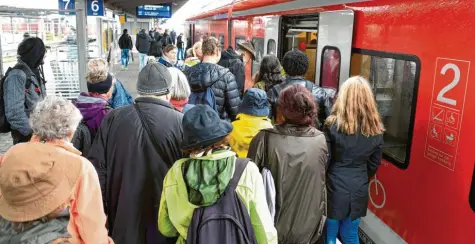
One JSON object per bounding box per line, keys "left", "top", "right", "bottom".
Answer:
{"left": 424, "top": 58, "right": 470, "bottom": 171}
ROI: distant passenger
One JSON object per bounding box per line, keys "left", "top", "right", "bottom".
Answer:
{"left": 118, "top": 29, "right": 133, "bottom": 70}
{"left": 253, "top": 55, "right": 285, "bottom": 92}
{"left": 148, "top": 39, "right": 163, "bottom": 59}
{"left": 182, "top": 41, "right": 202, "bottom": 72}
{"left": 161, "top": 29, "right": 173, "bottom": 47}
{"left": 324, "top": 76, "right": 384, "bottom": 244}
{"left": 0, "top": 96, "right": 112, "bottom": 244}
{"left": 72, "top": 58, "right": 114, "bottom": 156}
{"left": 23, "top": 32, "right": 30, "bottom": 40}
{"left": 158, "top": 105, "right": 278, "bottom": 243}
{"left": 136, "top": 29, "right": 152, "bottom": 71}
{"left": 248, "top": 84, "right": 328, "bottom": 244}
{"left": 184, "top": 37, "right": 241, "bottom": 121}
{"left": 3, "top": 37, "right": 47, "bottom": 144}
{"left": 176, "top": 33, "right": 185, "bottom": 60}
{"left": 167, "top": 67, "right": 190, "bottom": 112}
{"left": 230, "top": 88, "right": 272, "bottom": 158}
{"left": 88, "top": 63, "right": 184, "bottom": 244}
{"left": 158, "top": 44, "right": 178, "bottom": 68}
{"left": 170, "top": 29, "right": 177, "bottom": 45}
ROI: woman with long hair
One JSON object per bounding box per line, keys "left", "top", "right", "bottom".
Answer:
{"left": 253, "top": 55, "right": 285, "bottom": 92}
{"left": 324, "top": 76, "right": 385, "bottom": 244}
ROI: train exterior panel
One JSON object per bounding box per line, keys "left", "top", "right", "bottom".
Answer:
{"left": 187, "top": 0, "right": 475, "bottom": 243}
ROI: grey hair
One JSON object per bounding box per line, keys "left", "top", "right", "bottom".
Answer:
{"left": 168, "top": 67, "right": 191, "bottom": 100}
{"left": 29, "top": 96, "right": 83, "bottom": 141}
{"left": 86, "top": 58, "right": 109, "bottom": 83}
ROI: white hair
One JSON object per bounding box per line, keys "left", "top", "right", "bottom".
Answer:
{"left": 29, "top": 96, "right": 83, "bottom": 140}
{"left": 168, "top": 67, "right": 191, "bottom": 100}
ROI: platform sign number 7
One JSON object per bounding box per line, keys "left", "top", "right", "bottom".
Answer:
{"left": 59, "top": 0, "right": 75, "bottom": 15}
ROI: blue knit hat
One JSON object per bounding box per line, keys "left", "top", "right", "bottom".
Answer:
{"left": 181, "top": 105, "right": 233, "bottom": 150}
{"left": 238, "top": 88, "right": 269, "bottom": 117}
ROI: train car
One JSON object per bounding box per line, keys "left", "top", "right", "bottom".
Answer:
{"left": 186, "top": 0, "right": 475, "bottom": 243}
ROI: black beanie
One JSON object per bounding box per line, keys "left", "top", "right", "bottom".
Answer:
{"left": 18, "top": 37, "right": 46, "bottom": 69}
{"left": 87, "top": 73, "right": 113, "bottom": 94}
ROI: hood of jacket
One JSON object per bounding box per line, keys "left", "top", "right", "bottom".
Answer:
{"left": 183, "top": 150, "right": 236, "bottom": 207}
{"left": 186, "top": 63, "right": 230, "bottom": 92}
{"left": 230, "top": 114, "right": 273, "bottom": 158}
{"left": 74, "top": 93, "right": 111, "bottom": 132}
{"left": 220, "top": 48, "right": 242, "bottom": 61}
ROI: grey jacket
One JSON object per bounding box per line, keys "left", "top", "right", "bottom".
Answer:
{"left": 4, "top": 60, "right": 46, "bottom": 136}
{"left": 135, "top": 32, "right": 152, "bottom": 54}
{"left": 0, "top": 214, "right": 71, "bottom": 244}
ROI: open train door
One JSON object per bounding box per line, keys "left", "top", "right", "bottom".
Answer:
{"left": 263, "top": 16, "right": 281, "bottom": 57}
{"left": 315, "top": 10, "right": 354, "bottom": 89}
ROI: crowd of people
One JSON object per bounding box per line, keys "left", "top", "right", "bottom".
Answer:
{"left": 0, "top": 33, "right": 385, "bottom": 244}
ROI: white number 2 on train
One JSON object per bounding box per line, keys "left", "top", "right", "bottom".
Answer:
{"left": 437, "top": 63, "right": 460, "bottom": 106}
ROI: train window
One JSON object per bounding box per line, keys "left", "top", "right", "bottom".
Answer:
{"left": 235, "top": 36, "right": 246, "bottom": 49}
{"left": 251, "top": 38, "right": 265, "bottom": 76}
{"left": 267, "top": 39, "right": 276, "bottom": 55}
{"left": 211, "top": 33, "right": 216, "bottom": 37}
{"left": 350, "top": 49, "right": 420, "bottom": 169}
{"left": 320, "top": 46, "right": 341, "bottom": 90}
{"left": 218, "top": 34, "right": 225, "bottom": 49}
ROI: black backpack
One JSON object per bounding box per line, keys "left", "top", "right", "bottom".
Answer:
{"left": 186, "top": 158, "right": 258, "bottom": 244}
{"left": 0, "top": 64, "right": 34, "bottom": 133}
{"left": 71, "top": 122, "right": 93, "bottom": 156}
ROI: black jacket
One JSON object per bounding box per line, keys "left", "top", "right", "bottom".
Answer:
{"left": 218, "top": 48, "right": 245, "bottom": 97}
{"left": 170, "top": 31, "right": 177, "bottom": 43}
{"left": 88, "top": 97, "right": 183, "bottom": 244}
{"left": 118, "top": 34, "right": 133, "bottom": 49}
{"left": 148, "top": 40, "right": 163, "bottom": 57}
{"left": 177, "top": 35, "right": 184, "bottom": 49}
{"left": 324, "top": 124, "right": 383, "bottom": 220}
{"left": 248, "top": 125, "right": 328, "bottom": 243}
{"left": 135, "top": 32, "right": 152, "bottom": 54}
{"left": 184, "top": 62, "right": 241, "bottom": 121}
{"left": 154, "top": 32, "right": 162, "bottom": 42}
{"left": 267, "top": 77, "right": 335, "bottom": 129}
{"left": 161, "top": 34, "right": 172, "bottom": 47}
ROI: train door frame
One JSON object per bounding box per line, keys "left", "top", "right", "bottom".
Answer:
{"left": 263, "top": 16, "right": 282, "bottom": 57}
{"left": 315, "top": 10, "right": 355, "bottom": 87}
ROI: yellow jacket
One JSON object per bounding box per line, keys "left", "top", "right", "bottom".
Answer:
{"left": 230, "top": 114, "right": 273, "bottom": 158}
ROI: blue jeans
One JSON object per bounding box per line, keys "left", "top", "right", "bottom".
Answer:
{"left": 121, "top": 49, "right": 130, "bottom": 67}
{"left": 327, "top": 216, "right": 360, "bottom": 244}
{"left": 177, "top": 48, "right": 184, "bottom": 60}
{"left": 139, "top": 53, "right": 148, "bottom": 71}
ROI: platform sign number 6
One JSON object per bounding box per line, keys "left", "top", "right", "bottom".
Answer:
{"left": 87, "top": 0, "right": 104, "bottom": 16}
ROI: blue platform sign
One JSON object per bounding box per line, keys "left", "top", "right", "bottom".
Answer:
{"left": 87, "top": 0, "right": 104, "bottom": 16}
{"left": 58, "top": 0, "right": 76, "bottom": 15}
{"left": 136, "top": 5, "right": 172, "bottom": 18}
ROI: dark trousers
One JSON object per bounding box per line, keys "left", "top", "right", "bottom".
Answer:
{"left": 11, "top": 130, "right": 31, "bottom": 145}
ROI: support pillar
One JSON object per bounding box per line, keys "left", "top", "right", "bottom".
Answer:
{"left": 75, "top": 0, "right": 88, "bottom": 93}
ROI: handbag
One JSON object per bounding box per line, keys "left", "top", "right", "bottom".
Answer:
{"left": 261, "top": 131, "right": 276, "bottom": 222}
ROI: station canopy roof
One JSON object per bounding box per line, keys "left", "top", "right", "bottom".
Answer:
{"left": 104, "top": 0, "right": 188, "bottom": 16}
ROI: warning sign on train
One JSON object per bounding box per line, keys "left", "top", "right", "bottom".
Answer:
{"left": 424, "top": 58, "right": 470, "bottom": 171}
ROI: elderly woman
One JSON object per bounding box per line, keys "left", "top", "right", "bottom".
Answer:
{"left": 248, "top": 84, "right": 328, "bottom": 244}
{"left": 0, "top": 96, "right": 112, "bottom": 244}
{"left": 168, "top": 67, "right": 191, "bottom": 112}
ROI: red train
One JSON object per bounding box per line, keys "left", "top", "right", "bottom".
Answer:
{"left": 185, "top": 0, "right": 475, "bottom": 243}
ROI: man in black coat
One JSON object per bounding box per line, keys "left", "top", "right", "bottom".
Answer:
{"left": 170, "top": 30, "right": 177, "bottom": 45}
{"left": 88, "top": 63, "right": 183, "bottom": 244}
{"left": 218, "top": 46, "right": 246, "bottom": 97}
{"left": 118, "top": 29, "right": 133, "bottom": 69}
{"left": 184, "top": 37, "right": 241, "bottom": 122}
